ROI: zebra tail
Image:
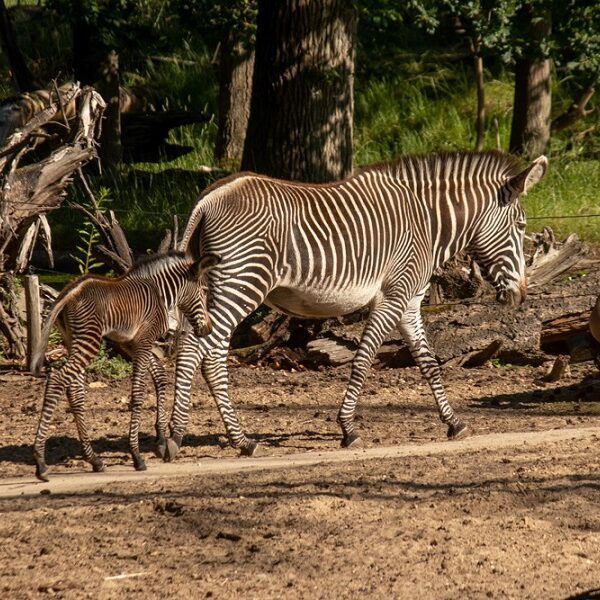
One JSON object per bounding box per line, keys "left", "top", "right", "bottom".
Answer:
{"left": 30, "top": 280, "right": 85, "bottom": 377}
{"left": 178, "top": 203, "right": 204, "bottom": 251}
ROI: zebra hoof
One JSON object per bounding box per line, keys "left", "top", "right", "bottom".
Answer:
{"left": 164, "top": 437, "right": 181, "bottom": 462}
{"left": 133, "top": 457, "right": 147, "bottom": 472}
{"left": 447, "top": 421, "right": 468, "bottom": 440}
{"left": 35, "top": 463, "right": 50, "bottom": 482}
{"left": 91, "top": 459, "right": 105, "bottom": 473}
{"left": 341, "top": 433, "right": 363, "bottom": 449}
{"left": 239, "top": 440, "right": 258, "bottom": 457}
{"left": 154, "top": 437, "right": 167, "bottom": 459}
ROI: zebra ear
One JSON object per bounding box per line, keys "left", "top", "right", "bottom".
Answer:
{"left": 506, "top": 155, "right": 548, "bottom": 202}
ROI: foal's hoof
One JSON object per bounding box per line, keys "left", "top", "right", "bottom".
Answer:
{"left": 239, "top": 439, "right": 258, "bottom": 457}
{"left": 164, "top": 437, "right": 181, "bottom": 462}
{"left": 341, "top": 433, "right": 363, "bottom": 449}
{"left": 133, "top": 457, "right": 147, "bottom": 472}
{"left": 447, "top": 420, "right": 468, "bottom": 440}
{"left": 35, "top": 464, "right": 50, "bottom": 482}
{"left": 91, "top": 459, "right": 106, "bottom": 473}
{"left": 154, "top": 437, "right": 167, "bottom": 459}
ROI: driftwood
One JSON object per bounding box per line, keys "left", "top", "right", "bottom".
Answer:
{"left": 0, "top": 83, "right": 209, "bottom": 164}
{"left": 527, "top": 228, "right": 588, "bottom": 288}
{"left": 0, "top": 83, "right": 104, "bottom": 358}
{"left": 540, "top": 355, "right": 571, "bottom": 383}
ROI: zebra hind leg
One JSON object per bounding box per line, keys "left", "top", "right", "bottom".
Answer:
{"left": 201, "top": 346, "right": 258, "bottom": 457}
{"left": 164, "top": 334, "right": 206, "bottom": 461}
{"left": 33, "top": 368, "right": 68, "bottom": 481}
{"left": 337, "top": 298, "right": 407, "bottom": 448}
{"left": 68, "top": 370, "right": 106, "bottom": 472}
{"left": 148, "top": 355, "right": 168, "bottom": 459}
{"left": 129, "top": 348, "right": 153, "bottom": 471}
{"left": 398, "top": 302, "right": 467, "bottom": 440}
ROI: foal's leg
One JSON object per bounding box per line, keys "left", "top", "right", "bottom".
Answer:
{"left": 337, "top": 295, "right": 407, "bottom": 447}
{"left": 67, "top": 370, "right": 106, "bottom": 472}
{"left": 201, "top": 343, "right": 257, "bottom": 456}
{"left": 148, "top": 354, "right": 168, "bottom": 458}
{"left": 33, "top": 342, "right": 99, "bottom": 480}
{"left": 129, "top": 346, "right": 153, "bottom": 471}
{"left": 33, "top": 366, "right": 75, "bottom": 481}
{"left": 397, "top": 295, "right": 466, "bottom": 439}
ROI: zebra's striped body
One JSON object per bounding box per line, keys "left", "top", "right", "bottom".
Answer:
{"left": 166, "top": 152, "right": 547, "bottom": 459}
{"left": 32, "top": 252, "right": 218, "bottom": 481}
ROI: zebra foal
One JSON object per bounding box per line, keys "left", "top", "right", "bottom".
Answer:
{"left": 31, "top": 251, "right": 218, "bottom": 481}
{"left": 164, "top": 151, "right": 547, "bottom": 460}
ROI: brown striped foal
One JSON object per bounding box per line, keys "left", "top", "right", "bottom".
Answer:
{"left": 31, "top": 252, "right": 218, "bottom": 481}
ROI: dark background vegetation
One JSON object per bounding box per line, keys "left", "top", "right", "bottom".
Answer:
{"left": 1, "top": 0, "right": 598, "bottom": 266}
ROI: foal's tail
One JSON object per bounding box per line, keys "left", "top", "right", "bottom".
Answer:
{"left": 30, "top": 279, "right": 87, "bottom": 377}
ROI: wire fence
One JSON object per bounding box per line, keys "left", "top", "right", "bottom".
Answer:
{"left": 29, "top": 265, "right": 599, "bottom": 310}
{"left": 4, "top": 199, "right": 600, "bottom": 222}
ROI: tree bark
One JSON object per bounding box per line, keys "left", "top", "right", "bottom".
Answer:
{"left": 0, "top": 0, "right": 37, "bottom": 92}
{"left": 470, "top": 38, "right": 485, "bottom": 152}
{"left": 242, "top": 0, "right": 356, "bottom": 182}
{"left": 215, "top": 36, "right": 255, "bottom": 168}
{"left": 509, "top": 6, "right": 552, "bottom": 158}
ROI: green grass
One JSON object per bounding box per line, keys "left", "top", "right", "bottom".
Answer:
{"left": 527, "top": 160, "right": 600, "bottom": 242}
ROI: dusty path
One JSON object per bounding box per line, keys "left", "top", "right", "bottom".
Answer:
{"left": 3, "top": 425, "right": 599, "bottom": 498}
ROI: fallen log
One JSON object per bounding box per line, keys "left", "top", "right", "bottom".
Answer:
{"left": 527, "top": 228, "right": 588, "bottom": 289}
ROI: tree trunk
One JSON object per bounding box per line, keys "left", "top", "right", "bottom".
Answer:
{"left": 509, "top": 6, "right": 552, "bottom": 158}
{"left": 0, "top": 0, "right": 37, "bottom": 92}
{"left": 215, "top": 36, "right": 255, "bottom": 168}
{"left": 471, "top": 41, "right": 485, "bottom": 152}
{"left": 242, "top": 0, "right": 356, "bottom": 183}
{"left": 96, "top": 50, "right": 122, "bottom": 172}
{"left": 72, "top": 3, "right": 100, "bottom": 85}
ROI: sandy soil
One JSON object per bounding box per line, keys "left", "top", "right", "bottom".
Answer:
{"left": 0, "top": 361, "right": 599, "bottom": 598}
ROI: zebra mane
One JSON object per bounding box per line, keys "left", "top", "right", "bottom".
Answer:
{"left": 359, "top": 151, "right": 524, "bottom": 182}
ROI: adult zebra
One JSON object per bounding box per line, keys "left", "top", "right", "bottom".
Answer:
{"left": 165, "top": 151, "right": 547, "bottom": 459}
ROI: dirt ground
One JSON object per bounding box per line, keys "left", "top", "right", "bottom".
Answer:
{"left": 1, "top": 361, "right": 600, "bottom": 598}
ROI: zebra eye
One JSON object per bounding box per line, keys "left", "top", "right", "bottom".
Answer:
{"left": 516, "top": 220, "right": 526, "bottom": 231}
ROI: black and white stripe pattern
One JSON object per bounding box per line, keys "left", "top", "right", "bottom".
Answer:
{"left": 32, "top": 251, "right": 218, "bottom": 481}
{"left": 166, "top": 151, "right": 547, "bottom": 458}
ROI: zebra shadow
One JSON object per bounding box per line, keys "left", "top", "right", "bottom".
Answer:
{"left": 0, "top": 432, "right": 224, "bottom": 467}
{"left": 563, "top": 590, "right": 600, "bottom": 600}
{"left": 470, "top": 372, "right": 600, "bottom": 414}
{"left": 0, "top": 429, "right": 341, "bottom": 467}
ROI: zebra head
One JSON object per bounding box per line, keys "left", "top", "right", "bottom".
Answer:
{"left": 470, "top": 155, "right": 548, "bottom": 307}
{"left": 179, "top": 253, "right": 221, "bottom": 337}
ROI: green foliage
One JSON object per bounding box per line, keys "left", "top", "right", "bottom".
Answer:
{"left": 70, "top": 187, "right": 111, "bottom": 275}
{"left": 173, "top": 0, "right": 257, "bottom": 43}
{"left": 86, "top": 343, "right": 132, "bottom": 380}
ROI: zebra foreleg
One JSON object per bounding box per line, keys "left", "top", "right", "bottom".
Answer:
{"left": 398, "top": 302, "right": 467, "bottom": 439}
{"left": 129, "top": 349, "right": 153, "bottom": 471}
{"left": 201, "top": 345, "right": 258, "bottom": 456}
{"left": 148, "top": 355, "right": 168, "bottom": 458}
{"left": 337, "top": 299, "right": 406, "bottom": 448}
